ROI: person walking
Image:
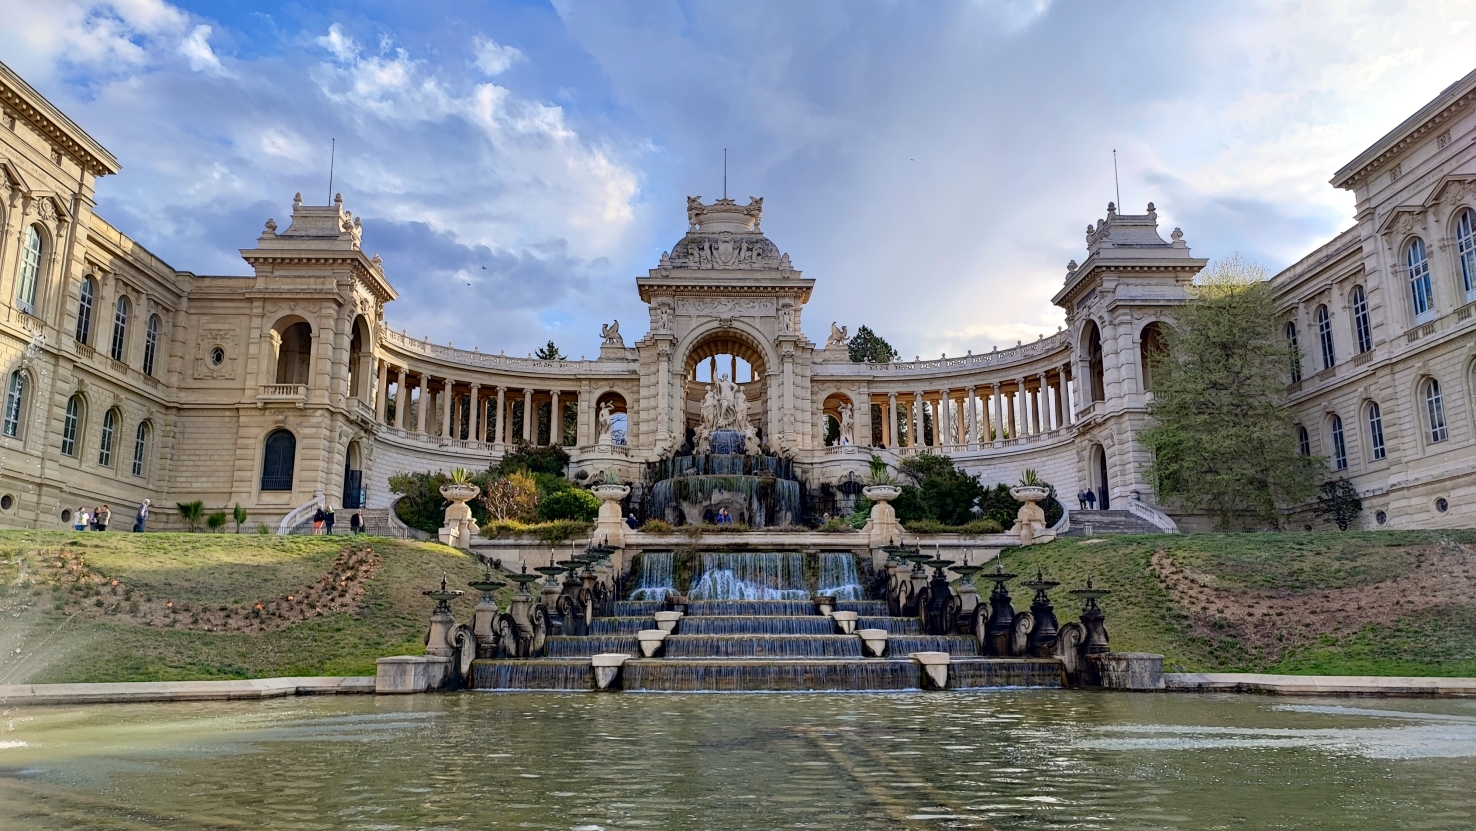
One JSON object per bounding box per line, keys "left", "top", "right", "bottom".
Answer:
{"left": 96, "top": 505, "right": 111, "bottom": 532}
{"left": 350, "top": 510, "right": 362, "bottom": 534}
{"left": 75, "top": 506, "right": 88, "bottom": 532}
{"left": 311, "top": 506, "right": 325, "bottom": 535}
{"left": 133, "top": 499, "right": 150, "bottom": 532}
{"left": 1085, "top": 490, "right": 1096, "bottom": 510}
{"left": 323, "top": 504, "right": 336, "bottom": 535}
{"left": 1077, "top": 490, "right": 1087, "bottom": 510}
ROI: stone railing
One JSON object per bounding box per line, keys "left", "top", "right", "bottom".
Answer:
{"left": 257, "top": 384, "right": 307, "bottom": 406}
{"left": 1126, "top": 498, "right": 1179, "bottom": 533}
{"left": 379, "top": 328, "right": 637, "bottom": 373}
{"left": 818, "top": 331, "right": 1070, "bottom": 373}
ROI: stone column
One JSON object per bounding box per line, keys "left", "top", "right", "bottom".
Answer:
{"left": 782, "top": 347, "right": 795, "bottom": 444}
{"left": 966, "top": 386, "right": 978, "bottom": 450}
{"left": 496, "top": 386, "right": 507, "bottom": 448}
{"left": 912, "top": 391, "right": 924, "bottom": 449}
{"left": 1052, "top": 372, "right": 1064, "bottom": 429}
{"left": 440, "top": 379, "right": 454, "bottom": 438}
{"left": 1030, "top": 377, "right": 1041, "bottom": 434}
{"left": 1061, "top": 362, "right": 1074, "bottom": 424}
{"left": 656, "top": 346, "right": 672, "bottom": 449}
{"left": 929, "top": 397, "right": 941, "bottom": 447}
{"left": 416, "top": 373, "right": 429, "bottom": 434}
{"left": 523, "top": 389, "right": 534, "bottom": 443}
{"left": 394, "top": 370, "right": 407, "bottom": 429}
{"left": 888, "top": 393, "right": 898, "bottom": 448}
{"left": 550, "top": 390, "right": 561, "bottom": 446}
{"left": 375, "top": 362, "right": 389, "bottom": 422}
{"left": 469, "top": 383, "right": 480, "bottom": 442}
{"left": 991, "top": 385, "right": 1004, "bottom": 443}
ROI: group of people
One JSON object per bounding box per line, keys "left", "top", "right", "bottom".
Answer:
{"left": 311, "top": 504, "right": 365, "bottom": 535}
{"left": 1076, "top": 489, "right": 1099, "bottom": 510}
{"left": 712, "top": 507, "right": 737, "bottom": 525}
{"left": 73, "top": 499, "right": 153, "bottom": 532}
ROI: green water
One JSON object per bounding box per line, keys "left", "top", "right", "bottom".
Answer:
{"left": 3, "top": 691, "right": 1475, "bottom": 829}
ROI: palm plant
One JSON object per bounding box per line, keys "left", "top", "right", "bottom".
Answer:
{"left": 232, "top": 503, "right": 248, "bottom": 533}
{"left": 449, "top": 467, "right": 473, "bottom": 485}
{"left": 176, "top": 500, "right": 204, "bottom": 532}
{"left": 206, "top": 511, "right": 227, "bottom": 533}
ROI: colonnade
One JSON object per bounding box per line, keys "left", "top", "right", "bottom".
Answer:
{"left": 871, "top": 364, "right": 1073, "bottom": 450}
{"left": 373, "top": 364, "right": 581, "bottom": 448}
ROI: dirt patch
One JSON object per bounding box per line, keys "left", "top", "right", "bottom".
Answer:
{"left": 5, "top": 545, "right": 382, "bottom": 633}
{"left": 1149, "top": 539, "right": 1476, "bottom": 660}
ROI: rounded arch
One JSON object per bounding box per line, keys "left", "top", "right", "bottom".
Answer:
{"left": 1295, "top": 423, "right": 1311, "bottom": 457}
{"left": 1363, "top": 398, "right": 1387, "bottom": 461}
{"left": 1087, "top": 441, "right": 1110, "bottom": 509}
{"left": 348, "top": 314, "right": 371, "bottom": 400}
{"left": 131, "top": 419, "right": 153, "bottom": 478}
{"left": 1349, "top": 284, "right": 1372, "bottom": 354}
{"left": 1326, "top": 411, "right": 1348, "bottom": 471}
{"left": 61, "top": 392, "right": 86, "bottom": 457}
{"left": 271, "top": 315, "right": 314, "bottom": 385}
{"left": 143, "top": 313, "right": 161, "bottom": 376}
{"left": 98, "top": 406, "right": 122, "bottom": 467}
{"left": 109, "top": 294, "right": 131, "bottom": 361}
{"left": 1451, "top": 206, "right": 1476, "bottom": 297}
{"left": 821, "top": 391, "right": 855, "bottom": 446}
{"left": 1315, "top": 303, "right": 1335, "bottom": 369}
{"left": 1080, "top": 320, "right": 1105, "bottom": 403}
{"left": 342, "top": 437, "right": 364, "bottom": 508}
{"left": 14, "top": 223, "right": 47, "bottom": 312}
{"left": 594, "top": 390, "right": 629, "bottom": 446}
{"left": 675, "top": 322, "right": 777, "bottom": 440}
{"left": 1139, "top": 321, "right": 1169, "bottom": 392}
{"left": 1417, "top": 374, "right": 1449, "bottom": 444}
{"left": 2, "top": 367, "right": 32, "bottom": 439}
{"left": 261, "top": 427, "right": 297, "bottom": 491}
{"left": 1404, "top": 236, "right": 1435, "bottom": 319}
{"left": 75, "top": 275, "right": 97, "bottom": 345}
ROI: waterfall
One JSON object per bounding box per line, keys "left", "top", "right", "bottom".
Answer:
{"left": 689, "top": 551, "right": 809, "bottom": 600}
{"left": 630, "top": 551, "right": 675, "bottom": 600}
{"left": 817, "top": 553, "right": 864, "bottom": 600}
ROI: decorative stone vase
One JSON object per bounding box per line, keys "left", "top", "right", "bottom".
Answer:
{"left": 591, "top": 483, "right": 631, "bottom": 549}
{"left": 861, "top": 485, "right": 903, "bottom": 548}
{"left": 1008, "top": 485, "right": 1051, "bottom": 546}
{"left": 438, "top": 483, "right": 481, "bottom": 549}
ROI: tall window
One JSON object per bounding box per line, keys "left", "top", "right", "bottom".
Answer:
{"left": 1367, "top": 402, "right": 1386, "bottom": 461}
{"left": 110, "top": 297, "right": 130, "bottom": 361}
{"left": 1316, "top": 305, "right": 1335, "bottom": 369}
{"left": 1330, "top": 415, "right": 1347, "bottom": 471}
{"left": 261, "top": 429, "right": 296, "bottom": 491}
{"left": 132, "top": 422, "right": 150, "bottom": 477}
{"left": 61, "top": 395, "right": 82, "bottom": 456}
{"left": 2, "top": 371, "right": 23, "bottom": 438}
{"left": 1285, "top": 322, "right": 1302, "bottom": 383}
{"left": 99, "top": 409, "right": 117, "bottom": 467}
{"left": 143, "top": 314, "right": 160, "bottom": 376}
{"left": 1407, "top": 238, "right": 1434, "bottom": 319}
{"left": 1297, "top": 425, "right": 1310, "bottom": 456}
{"left": 15, "top": 225, "right": 42, "bottom": 313}
{"left": 1456, "top": 208, "right": 1476, "bottom": 298}
{"left": 1424, "top": 378, "right": 1448, "bottom": 443}
{"left": 75, "top": 277, "right": 96, "bottom": 344}
{"left": 1351, "top": 286, "right": 1372, "bottom": 354}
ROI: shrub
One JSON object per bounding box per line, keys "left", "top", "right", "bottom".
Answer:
{"left": 481, "top": 519, "right": 592, "bottom": 544}
{"left": 232, "top": 504, "right": 248, "bottom": 533}
{"left": 483, "top": 471, "right": 539, "bottom": 523}
{"left": 817, "top": 517, "right": 855, "bottom": 532}
{"left": 538, "top": 488, "right": 600, "bottom": 522}
{"left": 206, "top": 512, "right": 227, "bottom": 532}
{"left": 495, "top": 444, "right": 570, "bottom": 477}
{"left": 640, "top": 519, "right": 674, "bottom": 533}
{"left": 256, "top": 523, "right": 270, "bottom": 535}
{"left": 176, "top": 500, "right": 204, "bottom": 532}
{"left": 388, "top": 471, "right": 450, "bottom": 534}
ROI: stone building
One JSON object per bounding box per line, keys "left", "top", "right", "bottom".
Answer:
{"left": 1, "top": 58, "right": 1473, "bottom": 532}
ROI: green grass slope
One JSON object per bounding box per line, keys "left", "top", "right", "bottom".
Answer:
{"left": 986, "top": 530, "right": 1476, "bottom": 676}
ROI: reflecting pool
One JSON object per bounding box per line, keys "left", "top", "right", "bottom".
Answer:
{"left": 3, "top": 691, "right": 1475, "bottom": 829}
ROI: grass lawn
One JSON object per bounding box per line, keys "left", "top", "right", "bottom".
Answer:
{"left": 986, "top": 530, "right": 1476, "bottom": 676}
{"left": 0, "top": 531, "right": 500, "bottom": 684}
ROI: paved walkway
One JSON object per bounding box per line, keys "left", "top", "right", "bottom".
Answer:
{"left": 1166, "top": 672, "right": 1476, "bottom": 697}
{"left": 0, "top": 676, "right": 375, "bottom": 705}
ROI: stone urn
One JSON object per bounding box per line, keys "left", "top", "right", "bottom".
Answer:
{"left": 1008, "top": 485, "right": 1051, "bottom": 546}
{"left": 861, "top": 485, "right": 903, "bottom": 548}
{"left": 590, "top": 483, "right": 631, "bottom": 548}
{"left": 438, "top": 482, "right": 481, "bottom": 549}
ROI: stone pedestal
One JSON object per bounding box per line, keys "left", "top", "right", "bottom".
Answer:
{"left": 861, "top": 485, "right": 903, "bottom": 548}
{"left": 654, "top": 611, "right": 683, "bottom": 633}
{"left": 592, "top": 653, "right": 629, "bottom": 690}
{"left": 857, "top": 628, "right": 889, "bottom": 657}
{"left": 1087, "top": 652, "right": 1165, "bottom": 690}
{"left": 909, "top": 651, "right": 951, "bottom": 690}
{"left": 590, "top": 483, "right": 631, "bottom": 548}
{"left": 438, "top": 482, "right": 481, "bottom": 549}
{"left": 424, "top": 609, "right": 455, "bottom": 658}
{"left": 831, "top": 610, "right": 859, "bottom": 634}
{"left": 375, "top": 656, "right": 452, "bottom": 693}
{"left": 1008, "top": 485, "right": 1052, "bottom": 546}
{"left": 637, "top": 629, "right": 667, "bottom": 657}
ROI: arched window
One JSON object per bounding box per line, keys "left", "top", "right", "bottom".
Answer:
{"left": 1084, "top": 321, "right": 1105, "bottom": 402}
{"left": 132, "top": 422, "right": 150, "bottom": 477}
{"left": 75, "top": 277, "right": 96, "bottom": 344}
{"left": 1424, "top": 378, "right": 1448, "bottom": 443}
{"left": 1285, "top": 321, "right": 1302, "bottom": 383}
{"left": 261, "top": 429, "right": 296, "bottom": 491}
{"left": 274, "top": 321, "right": 313, "bottom": 385}
{"left": 143, "top": 314, "right": 160, "bottom": 376}
{"left": 1329, "top": 415, "right": 1347, "bottom": 471}
{"left": 1297, "top": 424, "right": 1310, "bottom": 457}
{"left": 1407, "top": 238, "right": 1435, "bottom": 319}
{"left": 110, "top": 296, "right": 130, "bottom": 362}
{"left": 61, "top": 395, "right": 82, "bottom": 457}
{"left": 1315, "top": 305, "right": 1335, "bottom": 369}
{"left": 1456, "top": 208, "right": 1476, "bottom": 299}
{"left": 1140, "top": 322, "right": 1168, "bottom": 392}
{"left": 15, "top": 225, "right": 42, "bottom": 313}
{"left": 1350, "top": 286, "right": 1372, "bottom": 354}
{"left": 99, "top": 408, "right": 118, "bottom": 467}
{"left": 1367, "top": 402, "right": 1386, "bottom": 461}
{"left": 2, "top": 371, "right": 24, "bottom": 438}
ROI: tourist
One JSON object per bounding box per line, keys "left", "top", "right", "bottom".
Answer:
{"left": 133, "top": 499, "right": 150, "bottom": 532}
{"left": 350, "top": 511, "right": 362, "bottom": 534}
{"left": 626, "top": 513, "right": 639, "bottom": 530}
{"left": 96, "top": 505, "right": 111, "bottom": 532}
{"left": 1077, "top": 490, "right": 1087, "bottom": 510}
{"left": 89, "top": 506, "right": 101, "bottom": 531}
{"left": 75, "top": 506, "right": 88, "bottom": 532}
{"left": 1085, "top": 490, "right": 1096, "bottom": 509}
{"left": 312, "top": 506, "right": 325, "bottom": 534}
{"left": 324, "top": 504, "right": 336, "bottom": 535}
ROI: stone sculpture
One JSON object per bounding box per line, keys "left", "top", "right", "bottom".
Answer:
{"left": 826, "top": 322, "right": 848, "bottom": 349}
{"left": 837, "top": 401, "right": 854, "bottom": 445}
{"left": 600, "top": 320, "right": 623, "bottom": 346}
{"left": 597, "top": 401, "right": 616, "bottom": 445}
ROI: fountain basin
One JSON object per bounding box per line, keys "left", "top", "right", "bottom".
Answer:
{"left": 908, "top": 651, "right": 951, "bottom": 690}
{"left": 653, "top": 611, "right": 684, "bottom": 633}
{"left": 592, "top": 653, "right": 630, "bottom": 690}
{"left": 637, "top": 629, "right": 668, "bottom": 658}
{"left": 831, "top": 610, "right": 859, "bottom": 634}
{"left": 857, "top": 628, "right": 889, "bottom": 657}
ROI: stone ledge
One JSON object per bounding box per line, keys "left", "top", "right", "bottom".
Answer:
{"left": 1165, "top": 672, "right": 1476, "bottom": 697}
{"left": 0, "top": 676, "right": 375, "bottom": 706}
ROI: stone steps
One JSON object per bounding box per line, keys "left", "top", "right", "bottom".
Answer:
{"left": 1063, "top": 510, "right": 1164, "bottom": 536}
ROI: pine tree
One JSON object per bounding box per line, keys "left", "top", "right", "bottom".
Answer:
{"left": 847, "top": 325, "right": 899, "bottom": 364}
{"left": 1142, "top": 256, "right": 1324, "bottom": 528}
{"left": 535, "top": 340, "right": 564, "bottom": 360}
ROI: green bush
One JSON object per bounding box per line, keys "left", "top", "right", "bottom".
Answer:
{"left": 495, "top": 444, "right": 570, "bottom": 477}
{"left": 817, "top": 517, "right": 855, "bottom": 532}
{"left": 206, "top": 512, "right": 227, "bottom": 533}
{"left": 901, "top": 518, "right": 1003, "bottom": 534}
{"left": 640, "top": 519, "right": 674, "bottom": 533}
{"left": 481, "top": 519, "right": 592, "bottom": 544}
{"left": 538, "top": 488, "right": 600, "bottom": 521}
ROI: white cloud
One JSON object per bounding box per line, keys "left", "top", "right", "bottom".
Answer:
{"left": 316, "top": 23, "right": 359, "bottom": 63}
{"left": 472, "top": 35, "right": 525, "bottom": 76}
{"left": 178, "top": 24, "right": 227, "bottom": 75}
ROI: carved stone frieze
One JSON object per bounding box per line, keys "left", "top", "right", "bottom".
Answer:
{"left": 677, "top": 297, "right": 774, "bottom": 316}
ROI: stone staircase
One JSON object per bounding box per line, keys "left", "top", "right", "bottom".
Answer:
{"left": 1063, "top": 509, "right": 1164, "bottom": 536}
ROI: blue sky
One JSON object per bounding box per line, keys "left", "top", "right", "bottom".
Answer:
{"left": 3, "top": 1, "right": 1473, "bottom": 359}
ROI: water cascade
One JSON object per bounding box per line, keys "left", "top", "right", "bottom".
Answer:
{"left": 817, "top": 552, "right": 864, "bottom": 600}
{"left": 629, "top": 551, "right": 675, "bottom": 600}
{"left": 688, "top": 551, "right": 808, "bottom": 601}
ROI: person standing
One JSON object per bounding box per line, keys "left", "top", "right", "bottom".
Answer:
{"left": 1085, "top": 490, "right": 1096, "bottom": 510}
{"left": 626, "top": 513, "right": 639, "bottom": 530}
{"left": 89, "top": 506, "right": 101, "bottom": 531}
{"left": 75, "top": 506, "right": 89, "bottom": 532}
{"left": 350, "top": 510, "right": 362, "bottom": 534}
{"left": 323, "top": 504, "right": 336, "bottom": 535}
{"left": 96, "top": 505, "right": 111, "bottom": 532}
{"left": 133, "top": 499, "right": 150, "bottom": 532}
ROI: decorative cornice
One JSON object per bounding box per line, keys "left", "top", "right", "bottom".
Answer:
{"left": 1332, "top": 66, "right": 1476, "bottom": 190}
{"left": 0, "top": 60, "right": 119, "bottom": 176}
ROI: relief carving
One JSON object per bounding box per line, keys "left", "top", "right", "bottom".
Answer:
{"left": 677, "top": 297, "right": 774, "bottom": 316}
{"left": 193, "top": 322, "right": 241, "bottom": 380}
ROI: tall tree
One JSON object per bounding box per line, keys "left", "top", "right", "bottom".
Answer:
{"left": 847, "top": 325, "right": 900, "bottom": 364}
{"left": 1142, "top": 255, "right": 1324, "bottom": 528}
{"left": 535, "top": 340, "right": 564, "bottom": 360}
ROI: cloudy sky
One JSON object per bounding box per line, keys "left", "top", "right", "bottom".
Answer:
{"left": 2, "top": 1, "right": 1472, "bottom": 359}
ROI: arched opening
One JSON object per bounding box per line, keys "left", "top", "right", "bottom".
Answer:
{"left": 342, "top": 440, "right": 363, "bottom": 508}
{"left": 1139, "top": 322, "right": 1168, "bottom": 392}
{"left": 132, "top": 421, "right": 151, "bottom": 478}
{"left": 143, "top": 314, "right": 160, "bottom": 377}
{"left": 2, "top": 370, "right": 25, "bottom": 439}
{"left": 681, "top": 330, "right": 769, "bottom": 449}
{"left": 822, "top": 392, "right": 855, "bottom": 447}
{"left": 348, "top": 315, "right": 370, "bottom": 400}
{"left": 1089, "top": 443, "right": 1110, "bottom": 509}
{"left": 596, "top": 392, "right": 628, "bottom": 446}
{"left": 1083, "top": 321, "right": 1105, "bottom": 403}
{"left": 99, "top": 408, "right": 120, "bottom": 467}
{"left": 15, "top": 224, "right": 43, "bottom": 313}
{"left": 261, "top": 429, "right": 296, "bottom": 491}
{"left": 61, "top": 394, "right": 84, "bottom": 457}
{"left": 273, "top": 319, "right": 313, "bottom": 385}
{"left": 75, "top": 276, "right": 96, "bottom": 345}
{"left": 110, "top": 296, "right": 130, "bottom": 362}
